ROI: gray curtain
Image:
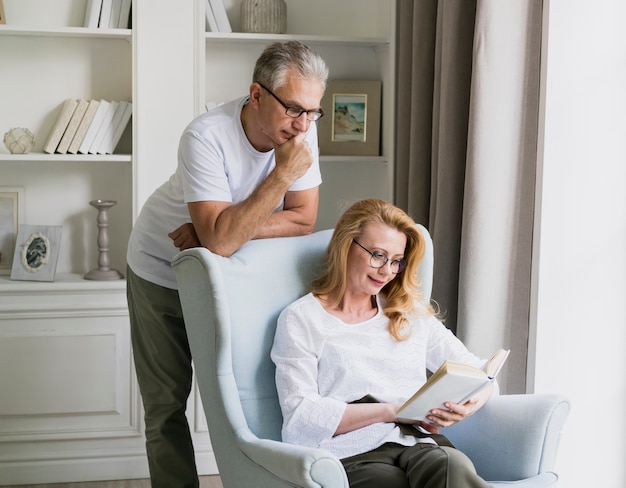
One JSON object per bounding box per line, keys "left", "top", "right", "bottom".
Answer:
{"left": 395, "top": 0, "right": 543, "bottom": 394}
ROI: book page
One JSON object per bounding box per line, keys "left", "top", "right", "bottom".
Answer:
{"left": 485, "top": 348, "right": 510, "bottom": 378}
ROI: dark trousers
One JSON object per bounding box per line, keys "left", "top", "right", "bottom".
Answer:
{"left": 126, "top": 266, "right": 199, "bottom": 488}
{"left": 341, "top": 442, "right": 492, "bottom": 488}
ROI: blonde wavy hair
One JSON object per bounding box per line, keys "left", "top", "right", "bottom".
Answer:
{"left": 311, "top": 199, "right": 435, "bottom": 341}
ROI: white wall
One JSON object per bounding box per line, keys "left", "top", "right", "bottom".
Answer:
{"left": 530, "top": 0, "right": 626, "bottom": 486}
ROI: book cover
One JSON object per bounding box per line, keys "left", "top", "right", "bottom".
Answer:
{"left": 98, "top": 0, "right": 113, "bottom": 28}
{"left": 396, "top": 348, "right": 510, "bottom": 422}
{"left": 83, "top": 0, "right": 103, "bottom": 28}
{"left": 68, "top": 100, "right": 101, "bottom": 154}
{"left": 43, "top": 99, "right": 78, "bottom": 154}
{"left": 209, "top": 0, "right": 232, "bottom": 33}
{"left": 108, "top": 0, "right": 122, "bottom": 29}
{"left": 109, "top": 101, "right": 132, "bottom": 154}
{"left": 205, "top": 0, "right": 219, "bottom": 33}
{"left": 117, "top": 0, "right": 132, "bottom": 29}
{"left": 98, "top": 101, "right": 132, "bottom": 154}
{"left": 56, "top": 99, "right": 89, "bottom": 154}
{"left": 88, "top": 101, "right": 119, "bottom": 154}
{"left": 78, "top": 100, "right": 110, "bottom": 154}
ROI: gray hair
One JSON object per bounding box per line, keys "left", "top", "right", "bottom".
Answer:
{"left": 253, "top": 41, "right": 329, "bottom": 92}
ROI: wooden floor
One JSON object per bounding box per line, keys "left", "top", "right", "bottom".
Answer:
{"left": 7, "top": 476, "right": 223, "bottom": 488}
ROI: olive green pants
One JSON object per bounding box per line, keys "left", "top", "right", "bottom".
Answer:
{"left": 127, "top": 266, "right": 199, "bottom": 488}
{"left": 341, "top": 441, "right": 491, "bottom": 488}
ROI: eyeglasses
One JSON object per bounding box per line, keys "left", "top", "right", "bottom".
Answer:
{"left": 257, "top": 82, "right": 324, "bottom": 122}
{"left": 352, "top": 240, "right": 407, "bottom": 274}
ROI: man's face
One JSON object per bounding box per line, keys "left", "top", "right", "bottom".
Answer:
{"left": 256, "top": 71, "right": 324, "bottom": 146}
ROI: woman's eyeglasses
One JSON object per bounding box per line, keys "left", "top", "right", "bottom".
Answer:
{"left": 352, "top": 240, "right": 407, "bottom": 274}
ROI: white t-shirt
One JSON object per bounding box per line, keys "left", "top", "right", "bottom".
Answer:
{"left": 127, "top": 96, "right": 322, "bottom": 289}
{"left": 271, "top": 293, "right": 486, "bottom": 460}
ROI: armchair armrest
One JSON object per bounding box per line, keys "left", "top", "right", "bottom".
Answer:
{"left": 238, "top": 430, "right": 349, "bottom": 488}
{"left": 442, "top": 394, "right": 570, "bottom": 483}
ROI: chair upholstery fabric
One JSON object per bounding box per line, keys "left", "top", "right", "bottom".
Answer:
{"left": 171, "top": 228, "right": 569, "bottom": 488}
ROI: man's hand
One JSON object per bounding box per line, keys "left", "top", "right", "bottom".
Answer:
{"left": 272, "top": 131, "right": 313, "bottom": 182}
{"left": 168, "top": 222, "right": 200, "bottom": 251}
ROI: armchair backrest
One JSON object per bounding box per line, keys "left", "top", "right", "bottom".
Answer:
{"left": 173, "top": 226, "right": 433, "bottom": 442}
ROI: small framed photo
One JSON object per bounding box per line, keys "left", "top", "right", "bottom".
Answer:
{"left": 11, "top": 225, "right": 63, "bottom": 282}
{"left": 0, "top": 0, "right": 5, "bottom": 24}
{"left": 318, "top": 80, "right": 382, "bottom": 157}
{"left": 0, "top": 187, "right": 25, "bottom": 275}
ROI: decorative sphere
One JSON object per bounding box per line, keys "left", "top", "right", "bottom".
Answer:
{"left": 4, "top": 127, "right": 36, "bottom": 154}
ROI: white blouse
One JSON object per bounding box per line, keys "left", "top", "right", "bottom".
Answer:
{"left": 270, "top": 293, "right": 486, "bottom": 459}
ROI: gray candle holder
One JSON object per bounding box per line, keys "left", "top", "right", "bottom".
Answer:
{"left": 84, "top": 199, "right": 124, "bottom": 280}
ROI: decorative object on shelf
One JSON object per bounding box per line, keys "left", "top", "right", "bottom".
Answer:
{"left": 0, "top": 187, "right": 24, "bottom": 275}
{"left": 84, "top": 199, "right": 124, "bottom": 280}
{"left": 318, "top": 80, "right": 382, "bottom": 157}
{"left": 3, "top": 128, "right": 35, "bottom": 154}
{"left": 240, "top": 0, "right": 287, "bottom": 34}
{"left": 0, "top": 0, "right": 5, "bottom": 25}
{"left": 10, "top": 224, "right": 62, "bottom": 282}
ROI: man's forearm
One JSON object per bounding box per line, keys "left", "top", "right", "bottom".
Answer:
{"left": 192, "top": 170, "right": 298, "bottom": 256}
{"left": 254, "top": 206, "right": 316, "bottom": 239}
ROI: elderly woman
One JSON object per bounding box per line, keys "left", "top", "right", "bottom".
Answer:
{"left": 271, "top": 199, "right": 493, "bottom": 488}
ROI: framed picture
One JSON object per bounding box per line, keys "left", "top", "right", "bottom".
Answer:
{"left": 0, "top": 187, "right": 24, "bottom": 275}
{"left": 10, "top": 225, "right": 63, "bottom": 282}
{"left": 318, "top": 80, "right": 382, "bottom": 157}
{"left": 0, "top": 0, "right": 5, "bottom": 24}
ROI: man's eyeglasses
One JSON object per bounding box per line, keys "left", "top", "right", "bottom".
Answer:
{"left": 352, "top": 240, "right": 407, "bottom": 274}
{"left": 257, "top": 82, "right": 324, "bottom": 122}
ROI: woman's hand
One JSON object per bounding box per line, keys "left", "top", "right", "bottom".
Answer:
{"left": 424, "top": 384, "right": 493, "bottom": 428}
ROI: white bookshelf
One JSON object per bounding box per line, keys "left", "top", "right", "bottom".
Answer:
{"left": 0, "top": 9, "right": 133, "bottom": 278}
{"left": 0, "top": 1, "right": 144, "bottom": 484}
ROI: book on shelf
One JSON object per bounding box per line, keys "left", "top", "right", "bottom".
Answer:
{"left": 43, "top": 99, "right": 78, "bottom": 154}
{"left": 108, "top": 0, "right": 123, "bottom": 28}
{"left": 56, "top": 99, "right": 89, "bottom": 154}
{"left": 205, "top": 0, "right": 219, "bottom": 33}
{"left": 97, "top": 101, "right": 132, "bottom": 154}
{"left": 99, "top": 0, "right": 113, "bottom": 28}
{"left": 108, "top": 0, "right": 122, "bottom": 29}
{"left": 209, "top": 0, "right": 232, "bottom": 33}
{"left": 78, "top": 100, "right": 110, "bottom": 154}
{"left": 84, "top": 0, "right": 103, "bottom": 28}
{"left": 68, "top": 99, "right": 101, "bottom": 154}
{"left": 396, "top": 348, "right": 510, "bottom": 422}
{"left": 88, "top": 100, "right": 119, "bottom": 154}
{"left": 117, "top": 0, "right": 132, "bottom": 29}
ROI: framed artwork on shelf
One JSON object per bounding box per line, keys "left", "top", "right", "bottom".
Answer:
{"left": 318, "top": 80, "right": 382, "bottom": 157}
{"left": 10, "top": 224, "right": 63, "bottom": 282}
{"left": 0, "top": 0, "right": 5, "bottom": 25}
{"left": 0, "top": 187, "right": 24, "bottom": 275}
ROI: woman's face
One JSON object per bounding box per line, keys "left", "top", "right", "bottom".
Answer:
{"left": 346, "top": 221, "right": 407, "bottom": 297}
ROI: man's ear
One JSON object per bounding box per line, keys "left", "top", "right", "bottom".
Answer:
{"left": 249, "top": 82, "right": 263, "bottom": 108}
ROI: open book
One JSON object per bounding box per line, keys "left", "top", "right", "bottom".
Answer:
{"left": 396, "top": 348, "right": 510, "bottom": 422}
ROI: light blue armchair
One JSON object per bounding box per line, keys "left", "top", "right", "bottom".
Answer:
{"left": 172, "top": 228, "right": 569, "bottom": 488}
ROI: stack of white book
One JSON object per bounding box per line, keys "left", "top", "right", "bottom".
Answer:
{"left": 43, "top": 99, "right": 132, "bottom": 155}
{"left": 84, "top": 0, "right": 132, "bottom": 29}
